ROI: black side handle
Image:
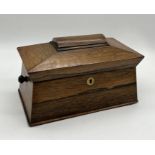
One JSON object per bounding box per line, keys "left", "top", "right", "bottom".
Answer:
{"left": 18, "top": 75, "right": 29, "bottom": 83}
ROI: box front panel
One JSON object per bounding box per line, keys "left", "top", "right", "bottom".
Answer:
{"left": 33, "top": 67, "right": 136, "bottom": 103}
{"left": 31, "top": 67, "right": 137, "bottom": 126}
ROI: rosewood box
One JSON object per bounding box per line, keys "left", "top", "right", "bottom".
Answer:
{"left": 17, "top": 34, "right": 144, "bottom": 126}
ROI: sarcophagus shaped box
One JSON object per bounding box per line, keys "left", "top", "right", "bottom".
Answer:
{"left": 17, "top": 34, "right": 144, "bottom": 126}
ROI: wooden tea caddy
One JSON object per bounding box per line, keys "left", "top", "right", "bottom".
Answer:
{"left": 17, "top": 34, "right": 144, "bottom": 126}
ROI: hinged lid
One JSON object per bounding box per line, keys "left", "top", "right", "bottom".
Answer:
{"left": 17, "top": 34, "right": 144, "bottom": 82}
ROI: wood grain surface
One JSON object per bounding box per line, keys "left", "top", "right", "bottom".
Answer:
{"left": 52, "top": 34, "right": 109, "bottom": 51}
{"left": 17, "top": 36, "right": 144, "bottom": 82}
{"left": 33, "top": 67, "right": 136, "bottom": 103}
{"left": 19, "top": 64, "right": 33, "bottom": 121}
{"left": 31, "top": 83, "right": 137, "bottom": 125}
{"left": 17, "top": 34, "right": 144, "bottom": 126}
{"left": 53, "top": 34, "right": 106, "bottom": 48}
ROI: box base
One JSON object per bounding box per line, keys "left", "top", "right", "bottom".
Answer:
{"left": 18, "top": 89, "right": 137, "bottom": 127}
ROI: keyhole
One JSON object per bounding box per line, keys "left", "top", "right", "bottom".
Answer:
{"left": 90, "top": 79, "right": 92, "bottom": 83}
{"left": 87, "top": 77, "right": 95, "bottom": 86}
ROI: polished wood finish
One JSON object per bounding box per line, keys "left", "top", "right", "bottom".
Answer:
{"left": 17, "top": 34, "right": 144, "bottom": 126}
{"left": 31, "top": 83, "right": 137, "bottom": 126}
{"left": 53, "top": 34, "right": 106, "bottom": 48}
{"left": 52, "top": 34, "right": 109, "bottom": 51}
{"left": 19, "top": 64, "right": 33, "bottom": 120}
{"left": 18, "top": 66, "right": 138, "bottom": 126}
{"left": 17, "top": 43, "right": 57, "bottom": 71}
{"left": 33, "top": 67, "right": 136, "bottom": 103}
{"left": 18, "top": 37, "right": 144, "bottom": 82}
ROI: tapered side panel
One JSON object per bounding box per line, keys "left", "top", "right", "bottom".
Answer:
{"left": 19, "top": 64, "right": 33, "bottom": 122}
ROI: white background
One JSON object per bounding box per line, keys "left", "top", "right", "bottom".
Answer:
{"left": 0, "top": 15, "right": 155, "bottom": 139}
